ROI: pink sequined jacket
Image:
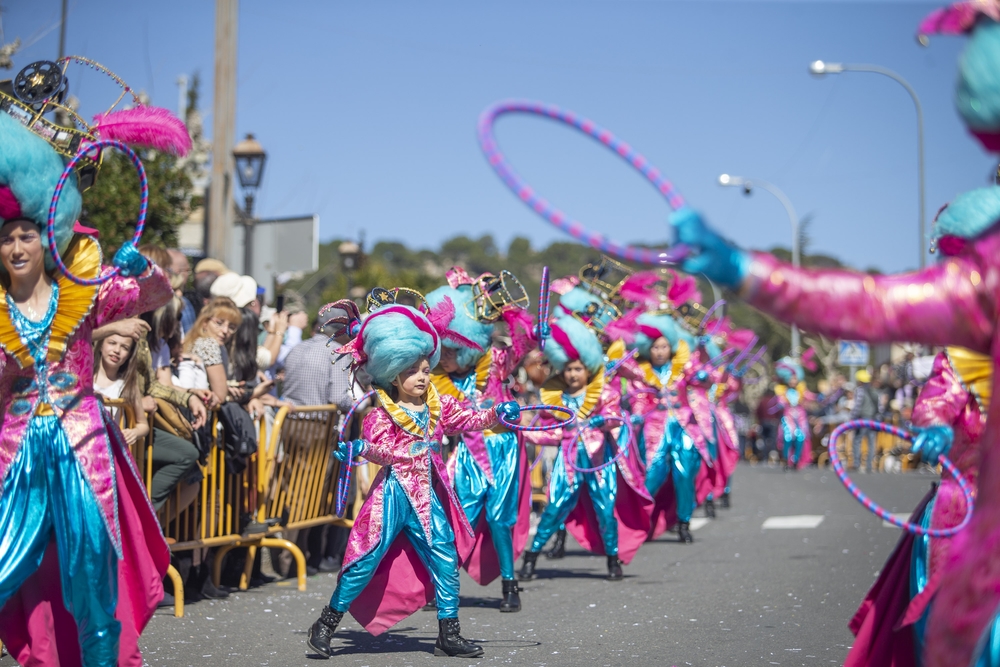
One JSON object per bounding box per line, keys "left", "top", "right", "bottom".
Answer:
{"left": 0, "top": 237, "right": 171, "bottom": 556}
{"left": 344, "top": 388, "right": 499, "bottom": 569}
{"left": 738, "top": 233, "right": 998, "bottom": 667}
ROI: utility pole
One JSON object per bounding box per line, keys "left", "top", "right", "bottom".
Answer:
{"left": 208, "top": 0, "right": 238, "bottom": 261}
{"left": 58, "top": 0, "right": 67, "bottom": 59}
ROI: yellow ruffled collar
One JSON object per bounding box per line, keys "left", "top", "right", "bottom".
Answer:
{"left": 431, "top": 349, "right": 491, "bottom": 401}
{"left": 946, "top": 346, "right": 992, "bottom": 411}
{"left": 540, "top": 371, "right": 605, "bottom": 420}
{"left": 637, "top": 339, "right": 690, "bottom": 390}
{"left": 376, "top": 384, "right": 442, "bottom": 437}
{"left": 0, "top": 235, "right": 100, "bottom": 368}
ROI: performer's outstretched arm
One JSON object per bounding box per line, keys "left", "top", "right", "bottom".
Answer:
{"left": 672, "top": 208, "right": 996, "bottom": 354}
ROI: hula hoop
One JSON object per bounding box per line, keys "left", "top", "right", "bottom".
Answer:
{"left": 605, "top": 350, "right": 636, "bottom": 380}
{"left": 499, "top": 404, "right": 576, "bottom": 432}
{"left": 335, "top": 390, "right": 376, "bottom": 516}
{"left": 48, "top": 139, "right": 148, "bottom": 285}
{"left": 477, "top": 100, "right": 689, "bottom": 266}
{"left": 538, "top": 266, "right": 550, "bottom": 352}
{"left": 829, "top": 419, "right": 974, "bottom": 537}
{"left": 564, "top": 415, "right": 632, "bottom": 473}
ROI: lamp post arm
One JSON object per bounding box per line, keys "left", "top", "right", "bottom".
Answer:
{"left": 841, "top": 64, "right": 926, "bottom": 268}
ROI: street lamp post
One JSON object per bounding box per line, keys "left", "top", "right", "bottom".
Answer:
{"left": 718, "top": 174, "right": 802, "bottom": 354}
{"left": 233, "top": 133, "right": 267, "bottom": 276}
{"left": 808, "top": 60, "right": 926, "bottom": 269}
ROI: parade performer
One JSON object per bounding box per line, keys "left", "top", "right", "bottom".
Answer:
{"left": 670, "top": 4, "right": 999, "bottom": 662}
{"left": 0, "top": 60, "right": 189, "bottom": 666}
{"left": 773, "top": 354, "right": 815, "bottom": 471}
{"left": 846, "top": 347, "right": 987, "bottom": 666}
{"left": 306, "top": 302, "right": 520, "bottom": 659}
{"left": 707, "top": 325, "right": 756, "bottom": 508}
{"left": 517, "top": 312, "right": 652, "bottom": 581}
{"left": 425, "top": 267, "right": 535, "bottom": 613}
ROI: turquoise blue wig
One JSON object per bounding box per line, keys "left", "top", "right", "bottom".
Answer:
{"left": 543, "top": 314, "right": 605, "bottom": 375}
{"left": 775, "top": 356, "right": 804, "bottom": 385}
{"left": 957, "top": 21, "right": 1000, "bottom": 135}
{"left": 0, "top": 112, "right": 80, "bottom": 271}
{"left": 361, "top": 305, "right": 441, "bottom": 390}
{"left": 935, "top": 185, "right": 1000, "bottom": 239}
{"left": 425, "top": 284, "right": 493, "bottom": 370}
{"left": 632, "top": 312, "right": 694, "bottom": 359}
{"left": 558, "top": 286, "right": 602, "bottom": 315}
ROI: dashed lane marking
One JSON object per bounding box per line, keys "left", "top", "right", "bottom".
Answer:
{"left": 761, "top": 515, "right": 825, "bottom": 529}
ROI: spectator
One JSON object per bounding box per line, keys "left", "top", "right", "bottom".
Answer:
{"left": 280, "top": 311, "right": 364, "bottom": 575}
{"left": 168, "top": 248, "right": 196, "bottom": 336}
{"left": 210, "top": 272, "right": 291, "bottom": 376}
{"left": 176, "top": 297, "right": 242, "bottom": 407}
{"left": 851, "top": 369, "right": 879, "bottom": 473}
{"left": 93, "top": 333, "right": 149, "bottom": 448}
{"left": 190, "top": 258, "right": 228, "bottom": 318}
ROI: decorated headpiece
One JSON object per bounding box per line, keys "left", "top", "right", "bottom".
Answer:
{"left": 0, "top": 57, "right": 190, "bottom": 269}
{"left": 929, "top": 185, "right": 1000, "bottom": 254}
{"left": 336, "top": 304, "right": 442, "bottom": 390}
{"left": 775, "top": 349, "right": 816, "bottom": 385}
{"left": 919, "top": 1, "right": 1000, "bottom": 152}
{"left": 426, "top": 269, "right": 495, "bottom": 369}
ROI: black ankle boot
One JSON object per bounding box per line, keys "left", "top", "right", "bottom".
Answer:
{"left": 307, "top": 606, "right": 343, "bottom": 659}
{"left": 200, "top": 563, "right": 231, "bottom": 599}
{"left": 720, "top": 492, "right": 730, "bottom": 508}
{"left": 434, "top": 618, "right": 483, "bottom": 658}
{"left": 705, "top": 498, "right": 716, "bottom": 519}
{"left": 499, "top": 579, "right": 521, "bottom": 612}
{"left": 544, "top": 529, "right": 566, "bottom": 559}
{"left": 606, "top": 556, "right": 623, "bottom": 581}
{"left": 678, "top": 521, "right": 693, "bottom": 543}
{"left": 518, "top": 551, "right": 539, "bottom": 581}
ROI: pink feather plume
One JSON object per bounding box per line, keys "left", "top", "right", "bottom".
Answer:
{"left": 618, "top": 271, "right": 660, "bottom": 308}
{"left": 550, "top": 275, "right": 580, "bottom": 296}
{"left": 727, "top": 328, "right": 757, "bottom": 351}
{"left": 92, "top": 106, "right": 192, "bottom": 156}
{"left": 501, "top": 307, "right": 537, "bottom": 359}
{"left": 668, "top": 273, "right": 700, "bottom": 307}
{"left": 603, "top": 307, "right": 643, "bottom": 344}
{"left": 428, "top": 296, "right": 484, "bottom": 352}
{"left": 801, "top": 347, "right": 818, "bottom": 372}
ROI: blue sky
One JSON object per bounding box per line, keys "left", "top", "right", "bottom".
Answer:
{"left": 3, "top": 1, "right": 994, "bottom": 273}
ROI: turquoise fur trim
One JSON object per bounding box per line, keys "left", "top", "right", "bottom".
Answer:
{"left": 543, "top": 314, "right": 604, "bottom": 374}
{"left": 0, "top": 113, "right": 79, "bottom": 270}
{"left": 426, "top": 284, "right": 493, "bottom": 369}
{"left": 361, "top": 305, "right": 442, "bottom": 389}
{"left": 935, "top": 186, "right": 1000, "bottom": 240}
{"left": 957, "top": 21, "right": 1000, "bottom": 132}
{"left": 775, "top": 356, "right": 804, "bottom": 384}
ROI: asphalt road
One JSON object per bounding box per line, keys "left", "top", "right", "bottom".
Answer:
{"left": 1, "top": 463, "right": 936, "bottom": 667}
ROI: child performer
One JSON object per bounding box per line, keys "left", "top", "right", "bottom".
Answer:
{"left": 425, "top": 268, "right": 536, "bottom": 613}
{"left": 306, "top": 302, "right": 520, "bottom": 659}
{"left": 517, "top": 313, "right": 652, "bottom": 581}
{"left": 846, "top": 347, "right": 986, "bottom": 666}
{"left": 772, "top": 355, "right": 815, "bottom": 471}
{"left": 0, "top": 61, "right": 188, "bottom": 666}
{"left": 708, "top": 333, "right": 754, "bottom": 509}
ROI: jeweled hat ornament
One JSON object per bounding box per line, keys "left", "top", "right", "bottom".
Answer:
{"left": 0, "top": 57, "right": 191, "bottom": 285}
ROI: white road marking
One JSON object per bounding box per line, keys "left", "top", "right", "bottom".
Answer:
{"left": 882, "top": 513, "right": 911, "bottom": 528}
{"left": 761, "top": 515, "right": 825, "bottom": 529}
{"left": 690, "top": 518, "right": 709, "bottom": 531}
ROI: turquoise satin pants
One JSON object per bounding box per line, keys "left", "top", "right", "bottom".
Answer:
{"left": 645, "top": 419, "right": 702, "bottom": 523}
{"left": 911, "top": 495, "right": 934, "bottom": 665}
{"left": 331, "top": 472, "right": 460, "bottom": 619}
{"left": 452, "top": 431, "right": 519, "bottom": 580}
{"left": 0, "top": 415, "right": 120, "bottom": 667}
{"left": 531, "top": 435, "right": 620, "bottom": 556}
{"left": 781, "top": 417, "right": 806, "bottom": 466}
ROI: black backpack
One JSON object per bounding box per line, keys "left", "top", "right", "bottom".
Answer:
{"left": 218, "top": 402, "right": 258, "bottom": 474}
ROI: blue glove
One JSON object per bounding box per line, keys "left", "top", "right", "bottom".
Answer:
{"left": 695, "top": 369, "right": 710, "bottom": 384}
{"left": 535, "top": 320, "right": 551, "bottom": 341}
{"left": 112, "top": 241, "right": 151, "bottom": 278}
{"left": 911, "top": 425, "right": 954, "bottom": 465}
{"left": 629, "top": 413, "right": 645, "bottom": 427}
{"left": 495, "top": 401, "right": 521, "bottom": 423}
{"left": 334, "top": 439, "right": 366, "bottom": 463}
{"left": 588, "top": 415, "right": 606, "bottom": 429}
{"left": 670, "top": 207, "right": 751, "bottom": 289}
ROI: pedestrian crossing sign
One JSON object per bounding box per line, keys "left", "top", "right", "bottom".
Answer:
{"left": 837, "top": 340, "right": 870, "bottom": 366}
